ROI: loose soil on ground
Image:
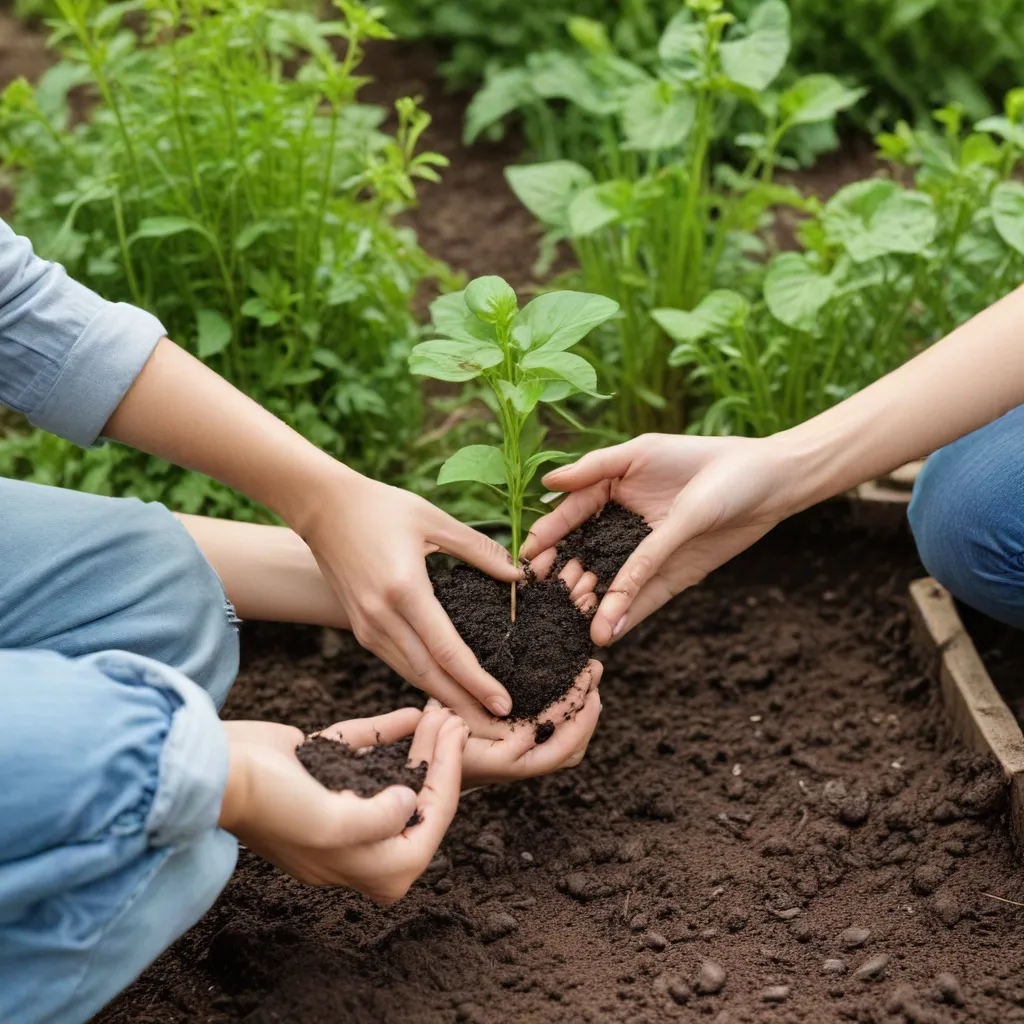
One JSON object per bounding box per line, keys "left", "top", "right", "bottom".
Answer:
{"left": 95, "top": 507, "right": 1024, "bottom": 1024}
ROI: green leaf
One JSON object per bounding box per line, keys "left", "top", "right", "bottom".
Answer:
{"left": 992, "top": 181, "right": 1024, "bottom": 256}
{"left": 720, "top": 0, "right": 790, "bottom": 92}
{"left": 498, "top": 379, "right": 546, "bottom": 416}
{"left": 464, "top": 67, "right": 534, "bottom": 143}
{"left": 658, "top": 9, "right": 704, "bottom": 80}
{"left": 522, "top": 350, "right": 605, "bottom": 397}
{"left": 568, "top": 181, "right": 630, "bottom": 236}
{"left": 409, "top": 340, "right": 504, "bottom": 382}
{"left": 464, "top": 276, "right": 518, "bottom": 325}
{"left": 620, "top": 80, "right": 696, "bottom": 151}
{"left": 976, "top": 115, "right": 1024, "bottom": 149}
{"left": 780, "top": 75, "right": 866, "bottom": 127}
{"left": 653, "top": 291, "right": 750, "bottom": 345}
{"left": 823, "top": 180, "right": 937, "bottom": 262}
{"left": 437, "top": 445, "right": 507, "bottom": 487}
{"left": 195, "top": 309, "right": 231, "bottom": 360}
{"left": 511, "top": 291, "right": 619, "bottom": 353}
{"left": 505, "top": 161, "right": 595, "bottom": 230}
{"left": 532, "top": 51, "right": 611, "bottom": 116}
{"left": 764, "top": 253, "right": 835, "bottom": 332}
{"left": 523, "top": 449, "right": 572, "bottom": 484}
{"left": 130, "top": 216, "right": 212, "bottom": 244}
{"left": 429, "top": 291, "right": 501, "bottom": 346}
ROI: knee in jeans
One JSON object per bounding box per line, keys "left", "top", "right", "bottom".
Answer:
{"left": 122, "top": 503, "right": 240, "bottom": 708}
{"left": 909, "top": 449, "right": 1019, "bottom": 596}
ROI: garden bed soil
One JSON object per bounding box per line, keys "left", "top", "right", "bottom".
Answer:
{"left": 96, "top": 506, "right": 1024, "bottom": 1024}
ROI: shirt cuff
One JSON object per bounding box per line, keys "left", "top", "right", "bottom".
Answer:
{"left": 28, "top": 302, "right": 166, "bottom": 447}
{"left": 79, "top": 651, "right": 230, "bottom": 848}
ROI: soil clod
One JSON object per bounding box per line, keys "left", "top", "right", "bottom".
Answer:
{"left": 854, "top": 954, "right": 891, "bottom": 981}
{"left": 762, "top": 985, "right": 790, "bottom": 1003}
{"left": 840, "top": 926, "right": 871, "bottom": 949}
{"left": 936, "top": 972, "right": 966, "bottom": 1007}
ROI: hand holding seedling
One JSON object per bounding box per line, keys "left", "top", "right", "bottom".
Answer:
{"left": 410, "top": 275, "right": 618, "bottom": 617}
{"left": 219, "top": 708, "right": 467, "bottom": 903}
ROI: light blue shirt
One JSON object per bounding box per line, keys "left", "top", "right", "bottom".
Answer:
{"left": 0, "top": 216, "right": 165, "bottom": 446}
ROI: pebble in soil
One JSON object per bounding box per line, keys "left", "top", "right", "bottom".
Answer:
{"left": 295, "top": 735, "right": 426, "bottom": 826}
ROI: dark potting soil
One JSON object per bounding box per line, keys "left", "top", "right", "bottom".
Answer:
{"left": 296, "top": 735, "right": 427, "bottom": 797}
{"left": 551, "top": 501, "right": 653, "bottom": 594}
{"left": 95, "top": 506, "right": 1024, "bottom": 1024}
{"left": 431, "top": 565, "right": 592, "bottom": 721}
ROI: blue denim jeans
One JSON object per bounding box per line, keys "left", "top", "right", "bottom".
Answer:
{"left": 909, "top": 403, "right": 1024, "bottom": 628}
{"left": 0, "top": 479, "right": 240, "bottom": 1023}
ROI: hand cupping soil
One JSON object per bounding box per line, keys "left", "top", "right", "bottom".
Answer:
{"left": 432, "top": 502, "right": 650, "bottom": 721}
{"left": 296, "top": 735, "right": 427, "bottom": 826}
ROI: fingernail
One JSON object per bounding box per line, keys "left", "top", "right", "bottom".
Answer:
{"left": 613, "top": 616, "right": 626, "bottom": 637}
{"left": 488, "top": 696, "right": 512, "bottom": 717}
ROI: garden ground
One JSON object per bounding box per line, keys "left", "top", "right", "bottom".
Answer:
{"left": 3, "top": 12, "right": 1024, "bottom": 1022}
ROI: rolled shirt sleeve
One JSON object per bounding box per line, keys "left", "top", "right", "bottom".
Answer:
{"left": 0, "top": 218, "right": 166, "bottom": 446}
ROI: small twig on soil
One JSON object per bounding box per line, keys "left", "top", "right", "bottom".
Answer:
{"left": 793, "top": 808, "right": 809, "bottom": 836}
{"left": 511, "top": 580, "right": 517, "bottom": 622}
{"left": 982, "top": 892, "right": 1024, "bottom": 909}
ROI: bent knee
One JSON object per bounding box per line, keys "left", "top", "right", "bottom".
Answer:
{"left": 117, "top": 503, "right": 239, "bottom": 707}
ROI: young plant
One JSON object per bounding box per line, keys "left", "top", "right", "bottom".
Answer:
{"left": 409, "top": 277, "right": 618, "bottom": 617}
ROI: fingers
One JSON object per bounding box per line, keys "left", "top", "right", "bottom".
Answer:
{"left": 396, "top": 591, "right": 512, "bottom": 717}
{"left": 541, "top": 442, "right": 635, "bottom": 493}
{"left": 520, "top": 482, "right": 609, "bottom": 560}
{"left": 591, "top": 508, "right": 700, "bottom": 645}
{"left": 528, "top": 546, "right": 558, "bottom": 579}
{"left": 434, "top": 516, "right": 523, "bottom": 583}
{"left": 317, "top": 707, "right": 423, "bottom": 748}
{"left": 558, "top": 557, "right": 584, "bottom": 592}
{"left": 569, "top": 570, "right": 598, "bottom": 602}
{"left": 406, "top": 704, "right": 449, "bottom": 769}
{"left": 323, "top": 786, "right": 420, "bottom": 846}
{"left": 407, "top": 713, "right": 467, "bottom": 845}
{"left": 222, "top": 721, "right": 305, "bottom": 756}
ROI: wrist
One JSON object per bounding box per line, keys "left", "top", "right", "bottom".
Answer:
{"left": 218, "top": 739, "right": 252, "bottom": 834}
{"left": 766, "top": 421, "right": 848, "bottom": 515}
{"left": 275, "top": 453, "right": 365, "bottom": 542}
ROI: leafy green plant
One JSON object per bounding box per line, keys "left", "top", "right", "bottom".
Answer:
{"left": 0, "top": 0, "right": 451, "bottom": 518}
{"left": 502, "top": 0, "right": 863, "bottom": 436}
{"left": 409, "top": 276, "right": 618, "bottom": 602}
{"left": 382, "top": 0, "right": 676, "bottom": 89}
{"left": 734, "top": 0, "right": 1024, "bottom": 127}
{"left": 654, "top": 91, "right": 1024, "bottom": 437}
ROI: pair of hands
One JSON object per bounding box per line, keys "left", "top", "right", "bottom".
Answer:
{"left": 219, "top": 661, "right": 602, "bottom": 904}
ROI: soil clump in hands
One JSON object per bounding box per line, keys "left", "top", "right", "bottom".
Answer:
{"left": 551, "top": 501, "right": 652, "bottom": 593}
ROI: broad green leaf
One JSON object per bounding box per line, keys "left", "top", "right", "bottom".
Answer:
{"left": 975, "top": 115, "right": 1024, "bottom": 150}
{"left": 437, "top": 445, "right": 507, "bottom": 487}
{"left": 992, "top": 181, "right": 1024, "bottom": 256}
{"left": 464, "top": 67, "right": 534, "bottom": 143}
{"left": 568, "top": 181, "right": 630, "bottom": 236}
{"left": 233, "top": 220, "right": 280, "bottom": 252}
{"left": 823, "top": 180, "right": 937, "bottom": 262}
{"left": 888, "top": 0, "right": 941, "bottom": 33}
{"left": 621, "top": 80, "right": 696, "bottom": 151}
{"left": 130, "top": 216, "right": 211, "bottom": 244}
{"left": 780, "top": 74, "right": 866, "bottom": 127}
{"left": 464, "top": 276, "right": 518, "bottom": 325}
{"left": 764, "top": 253, "right": 835, "bottom": 332}
{"left": 719, "top": 0, "right": 790, "bottom": 92}
{"left": 505, "top": 161, "right": 595, "bottom": 229}
{"left": 281, "top": 368, "right": 324, "bottom": 386}
{"left": 498, "top": 379, "right": 547, "bottom": 416}
{"left": 522, "top": 350, "right": 605, "bottom": 397}
{"left": 195, "top": 309, "right": 231, "bottom": 360}
{"left": 429, "top": 290, "right": 501, "bottom": 346}
{"left": 540, "top": 380, "right": 573, "bottom": 402}
{"left": 532, "top": 51, "right": 611, "bottom": 116}
{"left": 512, "top": 291, "right": 619, "bottom": 353}
{"left": 652, "top": 291, "right": 750, "bottom": 344}
{"left": 658, "top": 9, "right": 704, "bottom": 81}
{"left": 409, "top": 340, "right": 504, "bottom": 382}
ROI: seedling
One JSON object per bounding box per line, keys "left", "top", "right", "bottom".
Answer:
{"left": 410, "top": 276, "right": 618, "bottom": 618}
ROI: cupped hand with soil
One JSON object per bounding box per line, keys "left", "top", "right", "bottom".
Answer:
{"left": 219, "top": 707, "right": 468, "bottom": 904}
{"left": 523, "top": 434, "right": 797, "bottom": 644}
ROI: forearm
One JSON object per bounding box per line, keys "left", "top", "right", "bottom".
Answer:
{"left": 778, "top": 283, "right": 1024, "bottom": 509}
{"left": 103, "top": 338, "right": 355, "bottom": 536}
{"left": 177, "top": 515, "right": 349, "bottom": 629}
